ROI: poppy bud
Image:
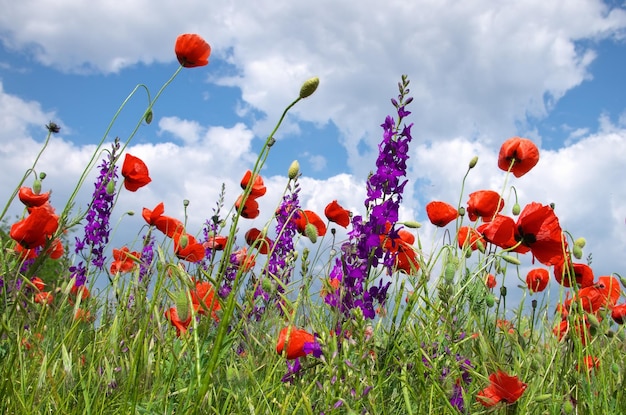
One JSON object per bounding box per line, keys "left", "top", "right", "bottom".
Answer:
{"left": 512, "top": 203, "right": 521, "bottom": 216}
{"left": 620, "top": 275, "right": 626, "bottom": 289}
{"left": 179, "top": 234, "right": 189, "bottom": 249}
{"left": 127, "top": 211, "right": 135, "bottom": 216}
{"left": 458, "top": 207, "right": 465, "bottom": 217}
{"left": 572, "top": 244, "right": 583, "bottom": 260}
{"left": 145, "top": 110, "right": 153, "bottom": 125}
{"left": 304, "top": 223, "right": 318, "bottom": 243}
{"left": 443, "top": 262, "right": 456, "bottom": 283}
{"left": 562, "top": 400, "right": 575, "bottom": 415}
{"left": 587, "top": 314, "right": 601, "bottom": 329}
{"left": 403, "top": 220, "right": 421, "bottom": 229}
{"left": 261, "top": 278, "right": 274, "bottom": 294}
{"left": 32, "top": 179, "right": 42, "bottom": 195}
{"left": 611, "top": 362, "right": 620, "bottom": 374}
{"left": 288, "top": 160, "right": 300, "bottom": 180}
{"left": 468, "top": 156, "right": 478, "bottom": 169}
{"left": 39, "top": 172, "right": 47, "bottom": 180}
{"left": 183, "top": 199, "right": 190, "bottom": 207}
{"left": 267, "top": 137, "right": 276, "bottom": 147}
{"left": 574, "top": 237, "right": 586, "bottom": 248}
{"left": 476, "top": 240, "right": 485, "bottom": 254}
{"left": 485, "top": 294, "right": 495, "bottom": 308}
{"left": 500, "top": 286, "right": 507, "bottom": 297}
{"left": 535, "top": 394, "right": 552, "bottom": 402}
{"left": 174, "top": 291, "right": 190, "bottom": 322}
{"left": 299, "top": 77, "right": 319, "bottom": 99}
{"left": 501, "top": 255, "right": 521, "bottom": 265}
{"left": 106, "top": 180, "right": 116, "bottom": 195}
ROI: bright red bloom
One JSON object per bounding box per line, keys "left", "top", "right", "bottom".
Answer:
{"left": 276, "top": 327, "right": 316, "bottom": 359}
{"left": 165, "top": 307, "right": 192, "bottom": 337}
{"left": 476, "top": 370, "right": 527, "bottom": 407}
{"left": 381, "top": 227, "right": 420, "bottom": 275}
{"left": 190, "top": 280, "right": 221, "bottom": 320}
{"left": 498, "top": 137, "right": 540, "bottom": 178}
{"left": 70, "top": 284, "right": 90, "bottom": 301}
{"left": 481, "top": 203, "right": 565, "bottom": 266}
{"left": 485, "top": 274, "right": 497, "bottom": 289}
{"left": 466, "top": 190, "right": 504, "bottom": 222}
{"left": 10, "top": 203, "right": 59, "bottom": 249}
{"left": 31, "top": 277, "right": 46, "bottom": 291}
{"left": 47, "top": 238, "right": 64, "bottom": 259}
{"left": 18, "top": 187, "right": 50, "bottom": 207}
{"left": 611, "top": 304, "right": 626, "bottom": 324}
{"left": 526, "top": 268, "right": 549, "bottom": 293}
{"left": 142, "top": 203, "right": 185, "bottom": 237}
{"left": 457, "top": 226, "right": 485, "bottom": 251}
{"left": 173, "top": 233, "right": 206, "bottom": 262}
{"left": 34, "top": 291, "right": 53, "bottom": 305}
{"left": 175, "top": 33, "right": 211, "bottom": 68}
{"left": 203, "top": 235, "right": 229, "bottom": 251}
{"left": 231, "top": 247, "right": 256, "bottom": 272}
{"left": 121, "top": 154, "right": 151, "bottom": 192}
{"left": 245, "top": 227, "right": 273, "bottom": 255}
{"left": 295, "top": 210, "right": 327, "bottom": 237}
{"left": 240, "top": 170, "right": 267, "bottom": 198}
{"left": 578, "top": 355, "right": 600, "bottom": 372}
{"left": 324, "top": 200, "right": 351, "bottom": 228}
{"left": 554, "top": 258, "right": 594, "bottom": 288}
{"left": 235, "top": 194, "right": 260, "bottom": 219}
{"left": 110, "top": 246, "right": 140, "bottom": 274}
{"left": 425, "top": 201, "right": 458, "bottom": 227}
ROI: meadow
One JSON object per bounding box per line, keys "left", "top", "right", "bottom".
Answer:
{"left": 1, "top": 33, "right": 625, "bottom": 415}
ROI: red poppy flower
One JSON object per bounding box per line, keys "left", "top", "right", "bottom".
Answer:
{"left": 611, "top": 304, "right": 626, "bottom": 324}
{"left": 121, "top": 153, "right": 151, "bottom": 192}
{"left": 457, "top": 226, "right": 485, "bottom": 251}
{"left": 485, "top": 274, "right": 497, "bottom": 289}
{"left": 175, "top": 33, "right": 211, "bottom": 68}
{"left": 554, "top": 258, "right": 594, "bottom": 288}
{"left": 231, "top": 247, "right": 256, "bottom": 272}
{"left": 14, "top": 243, "right": 37, "bottom": 260}
{"left": 498, "top": 137, "right": 540, "bottom": 178}
{"left": 18, "top": 187, "right": 50, "bottom": 207}
{"left": 110, "top": 246, "right": 140, "bottom": 274}
{"left": 276, "top": 326, "right": 316, "bottom": 359}
{"left": 142, "top": 202, "right": 185, "bottom": 237}
{"left": 10, "top": 203, "right": 59, "bottom": 249}
{"left": 240, "top": 170, "right": 267, "bottom": 198}
{"left": 476, "top": 370, "right": 527, "bottom": 407}
{"left": 70, "top": 284, "right": 90, "bottom": 301}
{"left": 481, "top": 203, "right": 565, "bottom": 266}
{"left": 190, "top": 280, "right": 221, "bottom": 320}
{"left": 577, "top": 356, "right": 600, "bottom": 372}
{"left": 553, "top": 316, "right": 591, "bottom": 345}
{"left": 466, "top": 190, "right": 504, "bottom": 222}
{"left": 295, "top": 210, "right": 327, "bottom": 237}
{"left": 526, "top": 268, "right": 549, "bottom": 293}
{"left": 235, "top": 194, "right": 260, "bottom": 219}
{"left": 47, "top": 238, "right": 64, "bottom": 259}
{"left": 173, "top": 233, "right": 206, "bottom": 262}
{"left": 203, "top": 235, "right": 229, "bottom": 250}
{"left": 595, "top": 276, "right": 621, "bottom": 308}
{"left": 31, "top": 277, "right": 46, "bottom": 291}
{"left": 245, "top": 227, "right": 273, "bottom": 255}
{"left": 165, "top": 307, "right": 192, "bottom": 337}
{"left": 324, "top": 200, "right": 351, "bottom": 228}
{"left": 394, "top": 244, "right": 420, "bottom": 275}
{"left": 34, "top": 291, "right": 53, "bottom": 305}
{"left": 425, "top": 201, "right": 459, "bottom": 227}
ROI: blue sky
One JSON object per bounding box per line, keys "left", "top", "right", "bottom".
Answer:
{"left": 1, "top": 0, "right": 626, "bottom": 299}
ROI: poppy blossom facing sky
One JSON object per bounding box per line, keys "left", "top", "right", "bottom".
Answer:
{"left": 324, "top": 200, "right": 351, "bottom": 228}
{"left": 121, "top": 153, "right": 152, "bottom": 192}
{"left": 174, "top": 33, "right": 211, "bottom": 68}
{"left": 476, "top": 370, "right": 527, "bottom": 407}
{"left": 425, "top": 200, "right": 459, "bottom": 227}
{"left": 497, "top": 136, "right": 540, "bottom": 178}
{"left": 276, "top": 327, "right": 316, "bottom": 360}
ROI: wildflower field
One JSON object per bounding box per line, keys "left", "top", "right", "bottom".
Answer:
{"left": 2, "top": 34, "right": 626, "bottom": 415}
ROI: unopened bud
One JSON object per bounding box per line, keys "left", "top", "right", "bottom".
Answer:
{"left": 403, "top": 220, "right": 421, "bottom": 229}
{"left": 179, "top": 234, "right": 189, "bottom": 249}
{"left": 288, "top": 160, "right": 300, "bottom": 180}
{"left": 562, "top": 400, "right": 575, "bottom": 415}
{"left": 535, "top": 394, "right": 552, "bottom": 403}
{"left": 304, "top": 223, "right": 318, "bottom": 243}
{"left": 299, "top": 77, "right": 319, "bottom": 99}
{"left": 458, "top": 207, "right": 465, "bottom": 217}
{"left": 512, "top": 203, "right": 521, "bottom": 216}
{"left": 619, "top": 275, "right": 626, "bottom": 289}
{"left": 444, "top": 262, "right": 456, "bottom": 283}
{"left": 39, "top": 172, "right": 47, "bottom": 180}
{"left": 502, "top": 255, "right": 521, "bottom": 265}
{"left": 476, "top": 240, "right": 486, "bottom": 254}
{"left": 572, "top": 244, "right": 583, "bottom": 260}
{"left": 33, "top": 179, "right": 42, "bottom": 195}
{"left": 145, "top": 110, "right": 153, "bottom": 125}
{"left": 500, "top": 286, "right": 507, "bottom": 297}
{"left": 611, "top": 362, "right": 620, "bottom": 374}
{"left": 261, "top": 278, "right": 273, "bottom": 293}
{"left": 574, "top": 237, "right": 586, "bottom": 248}
{"left": 174, "top": 291, "right": 190, "bottom": 322}
{"left": 106, "top": 180, "right": 116, "bottom": 195}
{"left": 127, "top": 211, "right": 135, "bottom": 216}
{"left": 485, "top": 294, "right": 495, "bottom": 308}
{"left": 587, "top": 313, "right": 601, "bottom": 328}
{"left": 468, "top": 156, "right": 478, "bottom": 169}
{"left": 183, "top": 199, "right": 190, "bottom": 207}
